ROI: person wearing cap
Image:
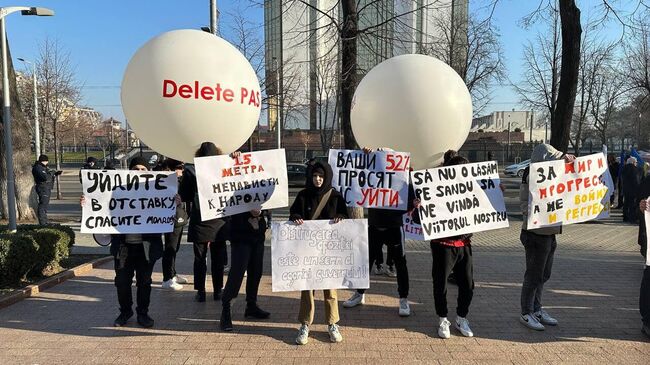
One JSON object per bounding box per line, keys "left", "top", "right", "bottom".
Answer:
{"left": 32, "top": 154, "right": 62, "bottom": 225}
{"left": 79, "top": 156, "right": 100, "bottom": 183}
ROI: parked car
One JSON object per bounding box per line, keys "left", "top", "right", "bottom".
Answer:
{"left": 504, "top": 159, "right": 530, "bottom": 177}
{"left": 287, "top": 163, "right": 307, "bottom": 186}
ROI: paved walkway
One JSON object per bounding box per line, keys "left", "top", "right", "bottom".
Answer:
{"left": 0, "top": 219, "right": 648, "bottom": 364}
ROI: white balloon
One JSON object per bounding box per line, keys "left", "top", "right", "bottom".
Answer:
{"left": 351, "top": 54, "right": 472, "bottom": 169}
{"left": 121, "top": 30, "right": 261, "bottom": 162}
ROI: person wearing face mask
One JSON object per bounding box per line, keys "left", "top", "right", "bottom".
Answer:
{"left": 290, "top": 161, "right": 348, "bottom": 345}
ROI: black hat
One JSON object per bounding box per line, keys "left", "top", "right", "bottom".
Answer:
{"left": 129, "top": 156, "right": 149, "bottom": 170}
{"left": 86, "top": 157, "right": 98, "bottom": 164}
{"left": 38, "top": 154, "right": 49, "bottom": 162}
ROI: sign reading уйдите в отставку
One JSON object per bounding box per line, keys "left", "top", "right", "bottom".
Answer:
{"left": 81, "top": 170, "right": 178, "bottom": 234}
{"left": 329, "top": 149, "right": 410, "bottom": 210}
{"left": 410, "top": 161, "right": 509, "bottom": 240}
{"left": 271, "top": 219, "right": 370, "bottom": 292}
{"left": 195, "top": 149, "right": 289, "bottom": 219}
{"left": 527, "top": 152, "right": 613, "bottom": 229}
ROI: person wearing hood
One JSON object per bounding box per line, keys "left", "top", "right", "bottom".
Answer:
{"left": 638, "top": 176, "right": 650, "bottom": 338}
{"left": 79, "top": 156, "right": 99, "bottom": 183}
{"left": 32, "top": 154, "right": 62, "bottom": 225}
{"left": 80, "top": 156, "right": 166, "bottom": 328}
{"left": 519, "top": 144, "right": 575, "bottom": 331}
{"left": 179, "top": 142, "right": 229, "bottom": 302}
{"left": 290, "top": 161, "right": 348, "bottom": 345}
{"left": 622, "top": 157, "right": 641, "bottom": 223}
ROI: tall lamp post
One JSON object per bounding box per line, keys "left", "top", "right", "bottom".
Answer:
{"left": 1, "top": 6, "right": 54, "bottom": 232}
{"left": 17, "top": 57, "right": 39, "bottom": 158}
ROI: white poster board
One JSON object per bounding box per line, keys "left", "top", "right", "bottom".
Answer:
{"left": 329, "top": 149, "right": 410, "bottom": 210}
{"left": 81, "top": 170, "right": 177, "bottom": 234}
{"left": 410, "top": 161, "right": 508, "bottom": 240}
{"left": 271, "top": 219, "right": 369, "bottom": 292}
{"left": 527, "top": 153, "right": 610, "bottom": 229}
{"left": 403, "top": 212, "right": 424, "bottom": 241}
{"left": 195, "top": 149, "right": 289, "bottom": 219}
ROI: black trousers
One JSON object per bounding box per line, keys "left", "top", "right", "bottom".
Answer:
{"left": 114, "top": 244, "right": 155, "bottom": 315}
{"left": 520, "top": 231, "right": 556, "bottom": 315}
{"left": 623, "top": 193, "right": 638, "bottom": 222}
{"left": 358, "top": 226, "right": 409, "bottom": 298}
{"left": 641, "top": 266, "right": 650, "bottom": 327}
{"left": 431, "top": 243, "right": 474, "bottom": 318}
{"left": 35, "top": 185, "right": 50, "bottom": 225}
{"left": 162, "top": 226, "right": 184, "bottom": 281}
{"left": 193, "top": 241, "right": 227, "bottom": 292}
{"left": 222, "top": 237, "right": 265, "bottom": 307}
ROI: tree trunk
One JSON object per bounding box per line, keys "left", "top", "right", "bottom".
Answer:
{"left": 53, "top": 121, "right": 62, "bottom": 199}
{"left": 0, "top": 40, "right": 37, "bottom": 221}
{"left": 551, "top": 0, "right": 581, "bottom": 151}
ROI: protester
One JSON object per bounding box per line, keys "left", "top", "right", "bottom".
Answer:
{"left": 622, "top": 157, "right": 641, "bottom": 223}
{"left": 519, "top": 144, "right": 575, "bottom": 331}
{"left": 79, "top": 156, "right": 99, "bottom": 183}
{"left": 80, "top": 156, "right": 167, "bottom": 328}
{"left": 179, "top": 142, "right": 228, "bottom": 302}
{"left": 638, "top": 176, "right": 650, "bottom": 338}
{"left": 290, "top": 161, "right": 348, "bottom": 345}
{"left": 219, "top": 209, "right": 270, "bottom": 331}
{"left": 160, "top": 159, "right": 189, "bottom": 291}
{"left": 343, "top": 147, "right": 415, "bottom": 317}
{"left": 428, "top": 155, "right": 475, "bottom": 339}
{"left": 32, "top": 154, "right": 62, "bottom": 225}
{"left": 607, "top": 154, "right": 620, "bottom": 206}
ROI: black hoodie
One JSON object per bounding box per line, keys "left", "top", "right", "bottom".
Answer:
{"left": 290, "top": 161, "right": 348, "bottom": 221}
{"left": 179, "top": 164, "right": 226, "bottom": 242}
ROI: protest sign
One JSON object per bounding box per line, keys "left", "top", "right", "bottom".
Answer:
{"left": 527, "top": 152, "right": 610, "bottom": 229}
{"left": 271, "top": 219, "right": 369, "bottom": 292}
{"left": 403, "top": 212, "right": 424, "bottom": 241}
{"left": 81, "top": 170, "right": 178, "bottom": 234}
{"left": 329, "top": 149, "right": 410, "bottom": 210}
{"left": 410, "top": 161, "right": 508, "bottom": 240}
{"left": 195, "top": 149, "right": 288, "bottom": 219}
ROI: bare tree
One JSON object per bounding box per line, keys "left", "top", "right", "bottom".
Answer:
{"left": 621, "top": 17, "right": 650, "bottom": 101}
{"left": 590, "top": 67, "right": 625, "bottom": 145}
{"left": 37, "top": 38, "right": 81, "bottom": 199}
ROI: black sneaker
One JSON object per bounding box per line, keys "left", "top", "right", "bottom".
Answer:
{"left": 113, "top": 310, "right": 133, "bottom": 327}
{"left": 220, "top": 307, "right": 233, "bottom": 331}
{"left": 137, "top": 313, "right": 154, "bottom": 328}
{"left": 245, "top": 304, "right": 270, "bottom": 319}
{"left": 195, "top": 290, "right": 206, "bottom": 302}
{"left": 213, "top": 289, "right": 222, "bottom": 301}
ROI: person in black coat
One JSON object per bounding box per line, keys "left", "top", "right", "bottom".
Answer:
{"left": 219, "top": 209, "right": 270, "bottom": 331}
{"left": 32, "top": 154, "right": 61, "bottom": 225}
{"left": 178, "top": 142, "right": 228, "bottom": 302}
{"left": 638, "top": 176, "right": 650, "bottom": 337}
{"left": 622, "top": 157, "right": 642, "bottom": 222}
{"left": 79, "top": 156, "right": 99, "bottom": 183}
{"left": 290, "top": 161, "right": 348, "bottom": 345}
{"left": 607, "top": 154, "right": 620, "bottom": 206}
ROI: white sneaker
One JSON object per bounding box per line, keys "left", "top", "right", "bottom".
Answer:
{"left": 455, "top": 317, "right": 474, "bottom": 337}
{"left": 162, "top": 279, "right": 183, "bottom": 291}
{"left": 372, "top": 264, "right": 383, "bottom": 275}
{"left": 520, "top": 314, "right": 545, "bottom": 331}
{"left": 438, "top": 317, "right": 451, "bottom": 339}
{"left": 534, "top": 309, "right": 558, "bottom": 326}
{"left": 342, "top": 292, "right": 365, "bottom": 308}
{"left": 295, "top": 324, "right": 309, "bottom": 345}
{"left": 173, "top": 275, "right": 188, "bottom": 284}
{"left": 328, "top": 324, "right": 343, "bottom": 343}
{"left": 398, "top": 298, "right": 410, "bottom": 317}
{"left": 384, "top": 265, "right": 397, "bottom": 278}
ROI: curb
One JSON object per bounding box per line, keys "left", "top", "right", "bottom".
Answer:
{"left": 0, "top": 255, "right": 113, "bottom": 310}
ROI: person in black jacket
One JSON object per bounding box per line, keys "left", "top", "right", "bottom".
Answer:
{"left": 32, "top": 154, "right": 61, "bottom": 225}
{"left": 622, "top": 157, "right": 641, "bottom": 222}
{"left": 179, "top": 142, "right": 228, "bottom": 302}
{"left": 290, "top": 161, "right": 348, "bottom": 345}
{"left": 639, "top": 177, "right": 650, "bottom": 338}
{"left": 219, "top": 209, "right": 270, "bottom": 331}
{"left": 79, "top": 156, "right": 99, "bottom": 183}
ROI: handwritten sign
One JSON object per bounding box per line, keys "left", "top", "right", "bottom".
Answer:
{"left": 81, "top": 170, "right": 177, "bottom": 234}
{"left": 403, "top": 212, "right": 424, "bottom": 241}
{"left": 329, "top": 149, "right": 410, "bottom": 210}
{"left": 411, "top": 161, "right": 508, "bottom": 240}
{"left": 527, "top": 153, "right": 610, "bottom": 229}
{"left": 195, "top": 149, "right": 289, "bottom": 219}
{"left": 271, "top": 219, "right": 369, "bottom": 292}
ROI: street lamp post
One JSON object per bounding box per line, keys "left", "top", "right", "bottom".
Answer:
{"left": 1, "top": 6, "right": 54, "bottom": 232}
{"left": 17, "top": 57, "right": 39, "bottom": 158}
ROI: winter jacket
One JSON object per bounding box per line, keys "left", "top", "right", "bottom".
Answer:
{"left": 520, "top": 144, "right": 564, "bottom": 235}
{"left": 229, "top": 211, "right": 267, "bottom": 243}
{"left": 290, "top": 161, "right": 348, "bottom": 221}
{"left": 622, "top": 164, "right": 641, "bottom": 197}
{"left": 79, "top": 163, "right": 100, "bottom": 183}
{"left": 368, "top": 184, "right": 417, "bottom": 228}
{"left": 32, "top": 162, "right": 55, "bottom": 190}
{"left": 179, "top": 164, "right": 226, "bottom": 242}
{"left": 638, "top": 176, "right": 650, "bottom": 259}
{"left": 110, "top": 233, "right": 164, "bottom": 263}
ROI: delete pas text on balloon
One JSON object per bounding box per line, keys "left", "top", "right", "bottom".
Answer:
{"left": 162, "top": 79, "right": 260, "bottom": 107}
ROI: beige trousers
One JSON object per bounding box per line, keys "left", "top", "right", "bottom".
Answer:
{"left": 298, "top": 289, "right": 339, "bottom": 325}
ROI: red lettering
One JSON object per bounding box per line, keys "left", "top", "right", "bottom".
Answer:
{"left": 539, "top": 188, "right": 547, "bottom": 199}
{"left": 389, "top": 190, "right": 399, "bottom": 207}
{"left": 248, "top": 91, "right": 257, "bottom": 106}
{"left": 178, "top": 84, "right": 192, "bottom": 98}
{"left": 201, "top": 86, "right": 214, "bottom": 100}
{"left": 215, "top": 83, "right": 223, "bottom": 101}
{"left": 240, "top": 87, "right": 249, "bottom": 104}
{"left": 565, "top": 163, "right": 575, "bottom": 174}
{"left": 162, "top": 79, "right": 177, "bottom": 97}
{"left": 222, "top": 168, "right": 233, "bottom": 177}
{"left": 223, "top": 89, "right": 234, "bottom": 102}
{"left": 194, "top": 81, "right": 199, "bottom": 99}
{"left": 598, "top": 158, "right": 604, "bottom": 169}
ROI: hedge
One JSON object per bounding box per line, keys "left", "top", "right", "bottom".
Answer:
{"left": 0, "top": 224, "right": 75, "bottom": 286}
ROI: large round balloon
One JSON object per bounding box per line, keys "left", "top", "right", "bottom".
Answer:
{"left": 351, "top": 54, "right": 472, "bottom": 169}
{"left": 121, "top": 30, "right": 261, "bottom": 162}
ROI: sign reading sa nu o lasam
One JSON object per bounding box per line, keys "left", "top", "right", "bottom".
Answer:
{"left": 527, "top": 152, "right": 613, "bottom": 229}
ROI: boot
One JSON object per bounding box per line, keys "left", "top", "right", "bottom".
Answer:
{"left": 137, "top": 313, "right": 154, "bottom": 328}
{"left": 245, "top": 303, "right": 270, "bottom": 319}
{"left": 220, "top": 305, "right": 233, "bottom": 331}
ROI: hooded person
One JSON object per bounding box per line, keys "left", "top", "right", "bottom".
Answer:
{"left": 79, "top": 156, "right": 100, "bottom": 183}
{"left": 518, "top": 144, "right": 575, "bottom": 331}
{"left": 289, "top": 161, "right": 348, "bottom": 345}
